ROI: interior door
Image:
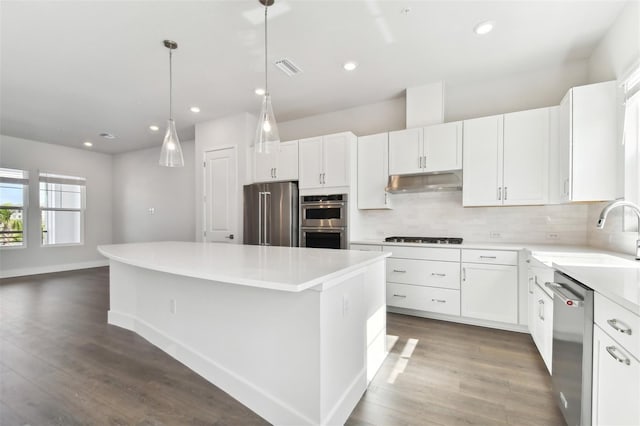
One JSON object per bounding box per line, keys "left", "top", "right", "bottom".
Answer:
{"left": 204, "top": 147, "right": 237, "bottom": 243}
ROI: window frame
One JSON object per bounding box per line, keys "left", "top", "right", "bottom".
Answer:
{"left": 0, "top": 167, "right": 29, "bottom": 250}
{"left": 621, "top": 62, "right": 640, "bottom": 231}
{"left": 39, "top": 172, "right": 86, "bottom": 247}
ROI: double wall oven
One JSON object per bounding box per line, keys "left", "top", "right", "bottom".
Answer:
{"left": 300, "top": 194, "right": 348, "bottom": 249}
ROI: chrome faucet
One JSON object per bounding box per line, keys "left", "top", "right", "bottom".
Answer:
{"left": 596, "top": 200, "right": 640, "bottom": 260}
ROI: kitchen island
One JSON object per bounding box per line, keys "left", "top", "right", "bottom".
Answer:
{"left": 98, "top": 241, "right": 389, "bottom": 426}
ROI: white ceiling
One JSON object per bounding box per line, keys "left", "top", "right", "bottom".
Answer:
{"left": 0, "top": 0, "right": 627, "bottom": 154}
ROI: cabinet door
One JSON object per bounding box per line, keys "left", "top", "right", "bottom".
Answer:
{"left": 275, "top": 140, "right": 298, "bottom": 181}
{"left": 592, "top": 326, "right": 640, "bottom": 426}
{"left": 461, "top": 263, "right": 518, "bottom": 324}
{"left": 423, "top": 121, "right": 462, "bottom": 172}
{"left": 298, "top": 136, "right": 323, "bottom": 189}
{"left": 462, "top": 115, "right": 504, "bottom": 206}
{"left": 534, "top": 284, "right": 553, "bottom": 374}
{"left": 557, "top": 92, "right": 572, "bottom": 202}
{"left": 388, "top": 128, "right": 423, "bottom": 175}
{"left": 254, "top": 149, "right": 277, "bottom": 183}
{"left": 503, "top": 108, "right": 550, "bottom": 205}
{"left": 322, "top": 133, "right": 350, "bottom": 187}
{"left": 358, "top": 133, "right": 391, "bottom": 209}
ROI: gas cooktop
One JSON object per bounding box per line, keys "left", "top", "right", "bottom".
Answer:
{"left": 384, "top": 236, "right": 463, "bottom": 244}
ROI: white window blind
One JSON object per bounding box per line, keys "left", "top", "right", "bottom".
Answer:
{"left": 0, "top": 167, "right": 28, "bottom": 247}
{"left": 39, "top": 172, "right": 86, "bottom": 246}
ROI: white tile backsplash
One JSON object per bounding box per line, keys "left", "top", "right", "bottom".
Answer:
{"left": 356, "top": 191, "right": 589, "bottom": 245}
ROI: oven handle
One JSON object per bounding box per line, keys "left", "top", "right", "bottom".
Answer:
{"left": 301, "top": 227, "right": 347, "bottom": 233}
{"left": 301, "top": 202, "right": 346, "bottom": 209}
{"left": 545, "top": 282, "right": 584, "bottom": 307}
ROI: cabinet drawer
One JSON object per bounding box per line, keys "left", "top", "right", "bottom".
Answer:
{"left": 350, "top": 244, "right": 382, "bottom": 252}
{"left": 595, "top": 293, "right": 640, "bottom": 359}
{"left": 462, "top": 249, "right": 518, "bottom": 265}
{"left": 387, "top": 246, "right": 460, "bottom": 262}
{"left": 387, "top": 258, "right": 460, "bottom": 289}
{"left": 387, "top": 283, "right": 460, "bottom": 316}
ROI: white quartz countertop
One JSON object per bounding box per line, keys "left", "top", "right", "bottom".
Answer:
{"left": 98, "top": 241, "right": 389, "bottom": 292}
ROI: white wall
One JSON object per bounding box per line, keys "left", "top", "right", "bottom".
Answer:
{"left": 194, "top": 113, "right": 256, "bottom": 243}
{"left": 356, "top": 191, "right": 589, "bottom": 245}
{"left": 0, "top": 135, "right": 112, "bottom": 277}
{"left": 112, "top": 141, "right": 195, "bottom": 244}
{"left": 586, "top": 1, "right": 640, "bottom": 256}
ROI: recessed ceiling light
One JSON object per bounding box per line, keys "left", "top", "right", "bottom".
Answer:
{"left": 255, "top": 88, "right": 266, "bottom": 96}
{"left": 190, "top": 106, "right": 201, "bottom": 113}
{"left": 100, "top": 132, "right": 115, "bottom": 139}
{"left": 149, "top": 125, "right": 160, "bottom": 132}
{"left": 474, "top": 20, "right": 495, "bottom": 35}
{"left": 343, "top": 61, "right": 358, "bottom": 71}
{"left": 83, "top": 141, "right": 93, "bottom": 147}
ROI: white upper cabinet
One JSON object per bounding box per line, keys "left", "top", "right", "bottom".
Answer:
{"left": 423, "top": 122, "right": 462, "bottom": 172}
{"left": 299, "top": 132, "right": 355, "bottom": 190}
{"left": 357, "top": 133, "right": 391, "bottom": 210}
{"left": 463, "top": 108, "right": 553, "bottom": 207}
{"left": 502, "top": 107, "right": 552, "bottom": 205}
{"left": 463, "top": 115, "right": 504, "bottom": 207}
{"left": 556, "top": 80, "right": 618, "bottom": 202}
{"left": 389, "top": 123, "right": 462, "bottom": 176}
{"left": 253, "top": 140, "right": 299, "bottom": 183}
{"left": 388, "top": 128, "right": 423, "bottom": 175}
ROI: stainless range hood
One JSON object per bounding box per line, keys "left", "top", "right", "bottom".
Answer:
{"left": 385, "top": 171, "right": 462, "bottom": 194}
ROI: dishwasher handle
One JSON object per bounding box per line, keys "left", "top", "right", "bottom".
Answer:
{"left": 545, "top": 282, "right": 584, "bottom": 307}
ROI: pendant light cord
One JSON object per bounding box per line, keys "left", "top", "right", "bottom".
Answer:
{"left": 169, "top": 48, "right": 173, "bottom": 120}
{"left": 264, "top": 4, "right": 268, "bottom": 95}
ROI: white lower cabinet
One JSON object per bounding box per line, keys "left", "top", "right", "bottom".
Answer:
{"left": 461, "top": 262, "right": 518, "bottom": 324}
{"left": 386, "top": 258, "right": 460, "bottom": 290}
{"left": 532, "top": 283, "right": 553, "bottom": 373}
{"left": 592, "top": 325, "right": 640, "bottom": 426}
{"left": 387, "top": 283, "right": 460, "bottom": 316}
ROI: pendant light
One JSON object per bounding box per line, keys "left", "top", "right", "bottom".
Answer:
{"left": 254, "top": 0, "right": 280, "bottom": 154}
{"left": 159, "top": 39, "right": 184, "bottom": 167}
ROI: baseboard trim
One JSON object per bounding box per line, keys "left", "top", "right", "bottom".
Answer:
{"left": 323, "top": 367, "right": 366, "bottom": 426}
{"left": 388, "top": 307, "right": 529, "bottom": 333}
{"left": 108, "top": 312, "right": 318, "bottom": 426}
{"left": 0, "top": 260, "right": 109, "bottom": 279}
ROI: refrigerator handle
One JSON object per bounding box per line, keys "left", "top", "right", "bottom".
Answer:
{"left": 258, "top": 192, "right": 263, "bottom": 245}
{"left": 263, "top": 191, "right": 271, "bottom": 245}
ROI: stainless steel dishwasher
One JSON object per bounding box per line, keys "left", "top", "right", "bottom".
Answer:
{"left": 545, "top": 272, "right": 594, "bottom": 426}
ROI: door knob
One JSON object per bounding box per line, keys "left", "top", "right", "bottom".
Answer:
{"left": 225, "top": 234, "right": 234, "bottom": 240}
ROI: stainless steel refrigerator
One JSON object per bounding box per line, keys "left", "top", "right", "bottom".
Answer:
{"left": 243, "top": 182, "right": 298, "bottom": 247}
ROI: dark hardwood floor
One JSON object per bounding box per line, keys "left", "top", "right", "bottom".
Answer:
{"left": 0, "top": 268, "right": 564, "bottom": 425}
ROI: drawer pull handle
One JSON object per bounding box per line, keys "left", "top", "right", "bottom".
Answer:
{"left": 392, "top": 269, "right": 407, "bottom": 273}
{"left": 607, "top": 319, "right": 632, "bottom": 335}
{"left": 431, "top": 273, "right": 446, "bottom": 277}
{"left": 392, "top": 294, "right": 407, "bottom": 298}
{"left": 480, "top": 256, "right": 497, "bottom": 259}
{"left": 431, "top": 299, "right": 446, "bottom": 303}
{"left": 606, "top": 346, "right": 631, "bottom": 365}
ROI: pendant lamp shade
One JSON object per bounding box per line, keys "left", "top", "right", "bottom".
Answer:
{"left": 255, "top": 93, "right": 280, "bottom": 153}
{"left": 159, "top": 40, "right": 184, "bottom": 167}
{"left": 254, "top": 0, "right": 280, "bottom": 154}
{"left": 159, "top": 119, "right": 184, "bottom": 167}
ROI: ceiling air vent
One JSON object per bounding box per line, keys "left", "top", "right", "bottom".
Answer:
{"left": 274, "top": 58, "right": 302, "bottom": 77}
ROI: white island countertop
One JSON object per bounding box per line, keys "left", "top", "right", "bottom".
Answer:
{"left": 98, "top": 241, "right": 390, "bottom": 292}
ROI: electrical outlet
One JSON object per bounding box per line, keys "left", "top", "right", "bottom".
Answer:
{"left": 489, "top": 232, "right": 501, "bottom": 239}
{"left": 342, "top": 295, "right": 350, "bottom": 317}
{"left": 169, "top": 299, "right": 176, "bottom": 314}
{"left": 148, "top": 207, "right": 155, "bottom": 215}
{"left": 546, "top": 233, "right": 559, "bottom": 240}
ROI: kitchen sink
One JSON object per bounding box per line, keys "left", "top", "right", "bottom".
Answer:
{"left": 533, "top": 252, "right": 640, "bottom": 268}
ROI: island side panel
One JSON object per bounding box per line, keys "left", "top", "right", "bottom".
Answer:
{"left": 107, "top": 260, "right": 322, "bottom": 425}
{"left": 318, "top": 258, "right": 388, "bottom": 425}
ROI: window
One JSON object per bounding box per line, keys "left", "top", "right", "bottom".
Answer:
{"left": 622, "top": 63, "right": 640, "bottom": 230}
{"left": 39, "top": 172, "right": 86, "bottom": 246}
{"left": 0, "top": 168, "right": 28, "bottom": 248}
